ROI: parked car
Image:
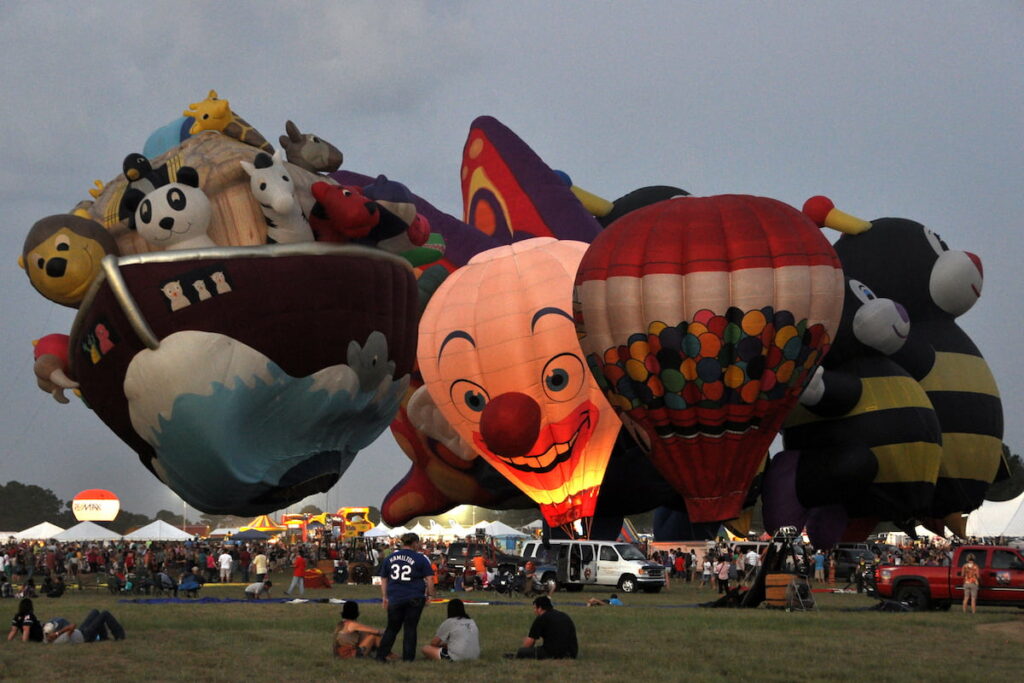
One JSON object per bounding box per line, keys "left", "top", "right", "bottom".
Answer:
{"left": 833, "top": 547, "right": 878, "bottom": 584}
{"left": 871, "top": 545, "right": 1024, "bottom": 611}
{"left": 519, "top": 539, "right": 665, "bottom": 593}
{"left": 444, "top": 541, "right": 526, "bottom": 572}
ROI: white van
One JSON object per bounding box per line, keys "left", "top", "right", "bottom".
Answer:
{"left": 519, "top": 539, "right": 665, "bottom": 593}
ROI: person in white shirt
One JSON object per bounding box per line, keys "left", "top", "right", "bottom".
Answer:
{"left": 745, "top": 549, "right": 760, "bottom": 580}
{"left": 422, "top": 599, "right": 480, "bottom": 661}
{"left": 218, "top": 550, "right": 233, "bottom": 583}
{"left": 244, "top": 580, "right": 272, "bottom": 599}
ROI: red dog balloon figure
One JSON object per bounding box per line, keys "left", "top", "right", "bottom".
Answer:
{"left": 574, "top": 195, "right": 845, "bottom": 523}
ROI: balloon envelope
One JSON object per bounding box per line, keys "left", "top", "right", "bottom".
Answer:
{"left": 574, "top": 195, "right": 844, "bottom": 522}
{"left": 72, "top": 489, "right": 120, "bottom": 521}
{"left": 417, "top": 238, "right": 620, "bottom": 527}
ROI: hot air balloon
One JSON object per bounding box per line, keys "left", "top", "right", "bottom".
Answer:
{"left": 416, "top": 237, "right": 621, "bottom": 531}
{"left": 574, "top": 195, "right": 844, "bottom": 523}
{"left": 767, "top": 277, "right": 944, "bottom": 548}
{"left": 806, "top": 196, "right": 1003, "bottom": 536}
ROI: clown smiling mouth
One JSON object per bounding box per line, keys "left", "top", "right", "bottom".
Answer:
{"left": 498, "top": 416, "right": 588, "bottom": 474}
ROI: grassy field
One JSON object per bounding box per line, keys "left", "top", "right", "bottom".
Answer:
{"left": 0, "top": 572, "right": 1021, "bottom": 682}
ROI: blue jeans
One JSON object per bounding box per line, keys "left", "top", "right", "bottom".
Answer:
{"left": 286, "top": 575, "right": 304, "bottom": 595}
{"left": 80, "top": 610, "right": 125, "bottom": 641}
{"left": 377, "top": 597, "right": 425, "bottom": 662}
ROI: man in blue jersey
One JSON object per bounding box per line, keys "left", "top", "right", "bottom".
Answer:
{"left": 376, "top": 532, "right": 435, "bottom": 662}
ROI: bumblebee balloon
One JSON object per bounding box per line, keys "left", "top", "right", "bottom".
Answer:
{"left": 769, "top": 277, "right": 944, "bottom": 546}
{"left": 574, "top": 195, "right": 844, "bottom": 523}
{"left": 417, "top": 237, "right": 620, "bottom": 528}
{"left": 807, "top": 196, "right": 1002, "bottom": 535}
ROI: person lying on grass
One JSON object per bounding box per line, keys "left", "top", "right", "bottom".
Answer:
{"left": 43, "top": 610, "right": 125, "bottom": 643}
{"left": 585, "top": 593, "right": 623, "bottom": 607}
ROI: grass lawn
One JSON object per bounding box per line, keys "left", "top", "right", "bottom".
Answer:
{"left": 1, "top": 572, "right": 1021, "bottom": 682}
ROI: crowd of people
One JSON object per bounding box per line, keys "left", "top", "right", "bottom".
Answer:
{"left": 648, "top": 545, "right": 762, "bottom": 594}
{"left": 4, "top": 528, "right": 998, "bottom": 662}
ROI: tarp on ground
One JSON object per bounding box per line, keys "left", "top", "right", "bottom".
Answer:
{"left": 967, "top": 491, "right": 1024, "bottom": 537}
{"left": 14, "top": 521, "right": 65, "bottom": 540}
{"left": 123, "top": 520, "right": 192, "bottom": 542}
{"left": 53, "top": 521, "right": 121, "bottom": 542}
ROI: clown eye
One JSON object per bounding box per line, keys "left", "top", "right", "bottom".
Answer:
{"left": 849, "top": 279, "right": 877, "bottom": 305}
{"left": 167, "top": 188, "right": 186, "bottom": 211}
{"left": 541, "top": 353, "right": 585, "bottom": 402}
{"left": 450, "top": 379, "right": 490, "bottom": 422}
{"left": 922, "top": 228, "right": 946, "bottom": 256}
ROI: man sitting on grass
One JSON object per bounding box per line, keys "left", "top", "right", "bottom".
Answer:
{"left": 244, "top": 580, "right": 273, "bottom": 600}
{"left": 509, "top": 596, "right": 578, "bottom": 660}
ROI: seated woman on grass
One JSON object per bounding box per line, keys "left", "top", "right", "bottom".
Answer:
{"left": 333, "top": 601, "right": 392, "bottom": 659}
{"left": 422, "top": 599, "right": 480, "bottom": 661}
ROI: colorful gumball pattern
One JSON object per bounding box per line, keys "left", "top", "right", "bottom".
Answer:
{"left": 586, "top": 306, "right": 830, "bottom": 430}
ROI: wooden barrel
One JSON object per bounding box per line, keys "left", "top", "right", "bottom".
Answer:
{"left": 764, "top": 572, "right": 793, "bottom": 607}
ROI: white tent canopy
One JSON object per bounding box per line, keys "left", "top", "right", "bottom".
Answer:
{"left": 53, "top": 521, "right": 121, "bottom": 542}
{"left": 408, "top": 522, "right": 430, "bottom": 536}
{"left": 388, "top": 525, "right": 410, "bottom": 537}
{"left": 445, "top": 521, "right": 471, "bottom": 538}
{"left": 210, "top": 527, "right": 241, "bottom": 537}
{"left": 967, "top": 491, "right": 1024, "bottom": 537}
{"left": 15, "top": 521, "right": 65, "bottom": 540}
{"left": 483, "top": 520, "right": 529, "bottom": 537}
{"left": 123, "top": 520, "right": 192, "bottom": 542}
{"left": 525, "top": 519, "right": 544, "bottom": 530}
{"left": 364, "top": 522, "right": 392, "bottom": 538}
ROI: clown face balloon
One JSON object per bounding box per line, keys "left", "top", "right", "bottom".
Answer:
{"left": 417, "top": 237, "right": 620, "bottom": 527}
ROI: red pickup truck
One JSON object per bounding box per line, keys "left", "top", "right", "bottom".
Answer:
{"left": 871, "top": 545, "right": 1024, "bottom": 611}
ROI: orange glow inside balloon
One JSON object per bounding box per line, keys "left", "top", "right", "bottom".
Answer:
{"left": 418, "top": 238, "right": 620, "bottom": 526}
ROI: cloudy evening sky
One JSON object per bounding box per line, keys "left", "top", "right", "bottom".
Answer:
{"left": 0, "top": 2, "right": 1020, "bottom": 519}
